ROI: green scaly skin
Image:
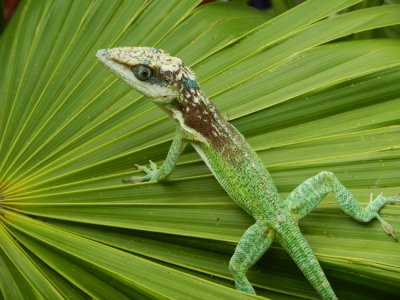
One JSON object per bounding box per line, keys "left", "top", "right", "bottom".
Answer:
{"left": 96, "top": 47, "right": 400, "bottom": 299}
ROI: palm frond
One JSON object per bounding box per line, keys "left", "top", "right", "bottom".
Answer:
{"left": 1, "top": 0, "right": 399, "bottom": 299}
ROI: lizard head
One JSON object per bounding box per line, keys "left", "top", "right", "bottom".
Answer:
{"left": 96, "top": 47, "right": 196, "bottom": 104}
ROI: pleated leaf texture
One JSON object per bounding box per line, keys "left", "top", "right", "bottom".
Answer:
{"left": 0, "top": 0, "right": 399, "bottom": 299}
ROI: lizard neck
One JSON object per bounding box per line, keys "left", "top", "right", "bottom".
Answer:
{"left": 166, "top": 78, "right": 263, "bottom": 172}
{"left": 160, "top": 68, "right": 259, "bottom": 169}
{"left": 166, "top": 78, "right": 238, "bottom": 149}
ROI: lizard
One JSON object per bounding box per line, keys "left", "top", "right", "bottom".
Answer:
{"left": 96, "top": 47, "right": 400, "bottom": 299}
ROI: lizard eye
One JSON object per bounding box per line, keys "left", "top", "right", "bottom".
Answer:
{"left": 132, "top": 65, "right": 153, "bottom": 81}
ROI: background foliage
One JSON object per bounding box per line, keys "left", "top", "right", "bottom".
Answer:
{"left": 0, "top": 0, "right": 399, "bottom": 299}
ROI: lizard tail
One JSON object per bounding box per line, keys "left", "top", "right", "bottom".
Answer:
{"left": 276, "top": 224, "right": 338, "bottom": 300}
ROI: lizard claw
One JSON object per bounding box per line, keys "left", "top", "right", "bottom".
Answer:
{"left": 134, "top": 163, "right": 151, "bottom": 173}
{"left": 392, "top": 195, "right": 400, "bottom": 202}
{"left": 370, "top": 193, "right": 400, "bottom": 204}
{"left": 149, "top": 160, "right": 158, "bottom": 171}
{"left": 122, "top": 175, "right": 150, "bottom": 184}
{"left": 382, "top": 194, "right": 400, "bottom": 203}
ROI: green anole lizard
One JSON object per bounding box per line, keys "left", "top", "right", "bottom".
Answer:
{"left": 96, "top": 47, "right": 399, "bottom": 299}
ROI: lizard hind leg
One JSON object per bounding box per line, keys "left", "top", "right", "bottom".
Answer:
{"left": 285, "top": 171, "right": 400, "bottom": 240}
{"left": 229, "top": 222, "right": 274, "bottom": 294}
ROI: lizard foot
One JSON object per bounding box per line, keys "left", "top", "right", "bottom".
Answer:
{"left": 376, "top": 214, "right": 398, "bottom": 241}
{"left": 371, "top": 193, "right": 400, "bottom": 241}
{"left": 122, "top": 160, "right": 159, "bottom": 184}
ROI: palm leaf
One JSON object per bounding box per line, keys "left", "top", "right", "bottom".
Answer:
{"left": 1, "top": 0, "right": 399, "bottom": 299}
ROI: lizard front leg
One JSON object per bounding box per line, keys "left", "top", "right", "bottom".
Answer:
{"left": 123, "top": 126, "right": 187, "bottom": 183}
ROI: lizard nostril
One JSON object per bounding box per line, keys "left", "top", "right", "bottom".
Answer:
{"left": 96, "top": 49, "right": 107, "bottom": 58}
